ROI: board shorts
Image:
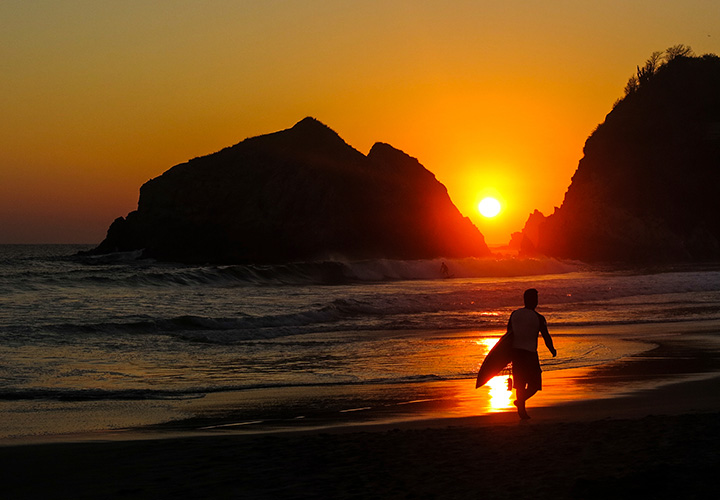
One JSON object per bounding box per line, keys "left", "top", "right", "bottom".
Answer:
{"left": 511, "top": 348, "right": 542, "bottom": 391}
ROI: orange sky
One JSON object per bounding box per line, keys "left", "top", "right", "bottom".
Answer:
{"left": 2, "top": 1, "right": 718, "bottom": 245}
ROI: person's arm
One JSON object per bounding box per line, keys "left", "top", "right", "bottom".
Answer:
{"left": 539, "top": 314, "right": 556, "bottom": 357}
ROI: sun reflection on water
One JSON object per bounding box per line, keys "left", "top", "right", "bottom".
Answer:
{"left": 474, "top": 336, "right": 514, "bottom": 412}
{"left": 486, "top": 375, "right": 514, "bottom": 411}
{"left": 434, "top": 333, "right": 660, "bottom": 421}
{"left": 476, "top": 337, "right": 499, "bottom": 350}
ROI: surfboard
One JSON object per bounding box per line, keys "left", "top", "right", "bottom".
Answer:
{"left": 475, "top": 332, "right": 513, "bottom": 388}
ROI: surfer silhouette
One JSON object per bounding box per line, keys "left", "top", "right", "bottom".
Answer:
{"left": 507, "top": 288, "right": 556, "bottom": 419}
{"left": 440, "top": 262, "right": 450, "bottom": 278}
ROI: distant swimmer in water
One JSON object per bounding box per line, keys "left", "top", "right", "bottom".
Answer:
{"left": 440, "top": 262, "right": 450, "bottom": 278}
{"left": 507, "top": 288, "right": 557, "bottom": 419}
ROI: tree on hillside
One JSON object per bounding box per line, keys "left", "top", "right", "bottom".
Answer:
{"left": 623, "top": 45, "right": 695, "bottom": 97}
{"left": 636, "top": 51, "right": 663, "bottom": 85}
{"left": 665, "top": 44, "right": 694, "bottom": 62}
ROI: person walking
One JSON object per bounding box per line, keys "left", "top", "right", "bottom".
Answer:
{"left": 507, "top": 288, "right": 556, "bottom": 419}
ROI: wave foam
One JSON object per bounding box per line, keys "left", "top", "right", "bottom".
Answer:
{"left": 68, "top": 255, "right": 585, "bottom": 287}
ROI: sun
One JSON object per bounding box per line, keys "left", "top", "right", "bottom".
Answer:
{"left": 478, "top": 197, "right": 502, "bottom": 218}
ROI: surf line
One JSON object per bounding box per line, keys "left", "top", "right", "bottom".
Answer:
{"left": 339, "top": 407, "right": 372, "bottom": 413}
{"left": 199, "top": 420, "right": 265, "bottom": 430}
{"left": 396, "top": 398, "right": 440, "bottom": 405}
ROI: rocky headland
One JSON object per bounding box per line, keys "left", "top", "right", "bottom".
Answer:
{"left": 88, "top": 117, "right": 489, "bottom": 263}
{"left": 513, "top": 48, "right": 720, "bottom": 263}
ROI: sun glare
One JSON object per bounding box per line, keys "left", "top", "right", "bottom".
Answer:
{"left": 478, "top": 197, "right": 501, "bottom": 218}
{"left": 486, "top": 375, "right": 514, "bottom": 411}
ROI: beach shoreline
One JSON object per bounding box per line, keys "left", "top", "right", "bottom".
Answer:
{"left": 0, "top": 323, "right": 664, "bottom": 444}
{"left": 3, "top": 324, "right": 719, "bottom": 499}
{"left": 2, "top": 374, "right": 719, "bottom": 499}
{"left": 2, "top": 322, "right": 719, "bottom": 445}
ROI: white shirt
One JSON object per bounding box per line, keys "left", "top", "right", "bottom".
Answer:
{"left": 509, "top": 307, "right": 547, "bottom": 352}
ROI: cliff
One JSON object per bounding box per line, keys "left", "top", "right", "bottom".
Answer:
{"left": 89, "top": 117, "right": 489, "bottom": 263}
{"left": 517, "top": 50, "right": 720, "bottom": 263}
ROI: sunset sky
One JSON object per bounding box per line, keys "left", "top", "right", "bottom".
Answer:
{"left": 2, "top": 1, "right": 718, "bottom": 245}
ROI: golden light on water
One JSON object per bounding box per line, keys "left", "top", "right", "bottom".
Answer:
{"left": 437, "top": 335, "right": 650, "bottom": 419}
{"left": 476, "top": 337, "right": 499, "bottom": 350}
{"left": 486, "top": 375, "right": 514, "bottom": 411}
{"left": 474, "top": 337, "right": 514, "bottom": 412}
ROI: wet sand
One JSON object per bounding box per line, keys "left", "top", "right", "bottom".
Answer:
{"left": 3, "top": 331, "right": 720, "bottom": 499}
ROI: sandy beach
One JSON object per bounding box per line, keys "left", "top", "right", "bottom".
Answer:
{"left": 3, "top": 329, "right": 720, "bottom": 500}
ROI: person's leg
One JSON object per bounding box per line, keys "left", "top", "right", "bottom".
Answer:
{"left": 511, "top": 350, "right": 536, "bottom": 419}
{"left": 523, "top": 354, "right": 542, "bottom": 403}
{"left": 514, "top": 387, "right": 530, "bottom": 419}
{"left": 523, "top": 383, "right": 540, "bottom": 402}
{"left": 511, "top": 361, "right": 530, "bottom": 419}
{"left": 516, "top": 368, "right": 541, "bottom": 419}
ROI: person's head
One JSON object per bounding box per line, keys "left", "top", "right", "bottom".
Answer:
{"left": 523, "top": 288, "right": 539, "bottom": 309}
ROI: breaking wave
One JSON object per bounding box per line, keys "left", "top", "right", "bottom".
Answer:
{"left": 68, "top": 256, "right": 585, "bottom": 287}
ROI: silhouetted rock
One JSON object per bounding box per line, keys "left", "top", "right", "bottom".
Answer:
{"left": 509, "top": 209, "right": 546, "bottom": 256}
{"left": 519, "top": 51, "right": 720, "bottom": 263}
{"left": 89, "top": 117, "right": 489, "bottom": 263}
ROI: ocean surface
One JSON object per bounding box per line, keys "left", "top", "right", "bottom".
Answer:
{"left": 2, "top": 244, "right": 720, "bottom": 438}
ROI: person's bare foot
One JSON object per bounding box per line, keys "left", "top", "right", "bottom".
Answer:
{"left": 514, "top": 400, "right": 530, "bottom": 420}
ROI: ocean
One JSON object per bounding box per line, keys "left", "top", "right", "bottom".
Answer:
{"left": 2, "top": 244, "right": 720, "bottom": 439}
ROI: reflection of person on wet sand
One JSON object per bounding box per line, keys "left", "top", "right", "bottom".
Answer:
{"left": 507, "top": 288, "right": 556, "bottom": 419}
{"left": 440, "top": 262, "right": 450, "bottom": 278}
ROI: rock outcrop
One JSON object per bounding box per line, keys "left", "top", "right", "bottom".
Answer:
{"left": 517, "top": 51, "right": 720, "bottom": 263}
{"left": 89, "top": 117, "right": 490, "bottom": 263}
